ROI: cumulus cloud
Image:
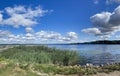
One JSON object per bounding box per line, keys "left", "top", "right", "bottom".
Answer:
{"left": 25, "top": 27, "right": 34, "bottom": 33}
{"left": 82, "top": 5, "right": 120, "bottom": 39}
{"left": 36, "top": 31, "right": 78, "bottom": 42}
{"left": 0, "top": 5, "right": 79, "bottom": 43}
{"left": 3, "top": 14, "right": 37, "bottom": 28}
{"left": 0, "top": 5, "right": 47, "bottom": 28}
{"left": 36, "top": 31, "right": 62, "bottom": 40}
{"left": 82, "top": 28, "right": 101, "bottom": 36}
{"left": 25, "top": 33, "right": 35, "bottom": 40}
{"left": 91, "top": 12, "right": 111, "bottom": 28}
{"left": 0, "top": 30, "right": 23, "bottom": 43}
{"left": 0, "top": 30, "right": 78, "bottom": 43}
{"left": 0, "top": 30, "right": 11, "bottom": 37}
{"left": 67, "top": 32, "right": 78, "bottom": 39}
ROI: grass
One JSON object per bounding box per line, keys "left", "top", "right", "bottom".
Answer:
{"left": 0, "top": 58, "right": 120, "bottom": 76}
{"left": 0, "top": 60, "right": 40, "bottom": 76}
{"left": 0, "top": 45, "right": 80, "bottom": 66}
{"left": 0, "top": 45, "right": 120, "bottom": 76}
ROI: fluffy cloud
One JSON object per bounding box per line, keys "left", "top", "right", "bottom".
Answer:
{"left": 0, "top": 30, "right": 78, "bottom": 43}
{"left": 67, "top": 32, "right": 78, "bottom": 39}
{"left": 0, "top": 30, "right": 11, "bottom": 37}
{"left": 36, "top": 31, "right": 62, "bottom": 40}
{"left": 25, "top": 27, "right": 34, "bottom": 33}
{"left": 0, "top": 5, "right": 78, "bottom": 43}
{"left": 82, "top": 5, "right": 120, "bottom": 39}
{"left": 25, "top": 33, "right": 35, "bottom": 40}
{"left": 36, "top": 31, "right": 78, "bottom": 42}
{"left": 0, "top": 30, "right": 22, "bottom": 43}
{"left": 0, "top": 5, "right": 47, "bottom": 28}
{"left": 3, "top": 14, "right": 37, "bottom": 28}
{"left": 82, "top": 28, "right": 101, "bottom": 36}
{"left": 91, "top": 12, "right": 111, "bottom": 28}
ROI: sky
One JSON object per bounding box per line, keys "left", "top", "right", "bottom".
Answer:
{"left": 0, "top": 0, "right": 120, "bottom": 44}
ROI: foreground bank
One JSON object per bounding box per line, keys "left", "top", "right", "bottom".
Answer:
{"left": 0, "top": 59, "right": 120, "bottom": 76}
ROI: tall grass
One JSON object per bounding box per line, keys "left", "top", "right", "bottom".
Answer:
{"left": 0, "top": 45, "right": 80, "bottom": 66}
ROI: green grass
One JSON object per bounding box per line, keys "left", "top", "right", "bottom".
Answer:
{"left": 0, "top": 58, "right": 120, "bottom": 76}
{"left": 0, "top": 45, "right": 120, "bottom": 76}
{"left": 0, "top": 45, "right": 80, "bottom": 66}
{"left": 0, "top": 63, "right": 39, "bottom": 76}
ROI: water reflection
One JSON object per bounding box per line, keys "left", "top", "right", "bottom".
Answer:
{"left": 90, "top": 45, "right": 120, "bottom": 64}
{"left": 48, "top": 44, "right": 120, "bottom": 65}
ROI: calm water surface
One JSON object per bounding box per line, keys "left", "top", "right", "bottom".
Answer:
{"left": 48, "top": 44, "right": 120, "bottom": 65}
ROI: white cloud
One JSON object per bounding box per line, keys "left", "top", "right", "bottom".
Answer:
{"left": 0, "top": 30, "right": 78, "bottom": 43}
{"left": 25, "top": 27, "right": 34, "bottom": 33}
{"left": 36, "top": 31, "right": 62, "bottom": 40}
{"left": 0, "top": 30, "right": 23, "bottom": 43}
{"left": 0, "top": 5, "right": 47, "bottom": 28}
{"left": 3, "top": 14, "right": 37, "bottom": 28}
{"left": 0, "top": 5, "right": 49, "bottom": 43}
{"left": 35, "top": 31, "right": 78, "bottom": 42}
{"left": 0, "top": 5, "right": 79, "bottom": 43}
{"left": 109, "top": 6, "right": 120, "bottom": 25}
{"left": 25, "top": 33, "right": 35, "bottom": 40}
{"left": 82, "top": 5, "right": 120, "bottom": 39}
{"left": 91, "top": 12, "right": 111, "bottom": 28}
{"left": 26, "top": 33, "right": 33, "bottom": 37}
{"left": 5, "top": 5, "right": 26, "bottom": 15}
{"left": 100, "top": 35, "right": 111, "bottom": 39}
{"left": 67, "top": 32, "right": 78, "bottom": 39}
{"left": 0, "top": 30, "right": 11, "bottom": 37}
{"left": 82, "top": 28, "right": 101, "bottom": 36}
{"left": 60, "top": 37, "right": 71, "bottom": 42}
{"left": 23, "top": 6, "right": 46, "bottom": 18}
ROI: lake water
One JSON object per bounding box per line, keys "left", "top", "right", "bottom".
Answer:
{"left": 47, "top": 44, "right": 120, "bottom": 65}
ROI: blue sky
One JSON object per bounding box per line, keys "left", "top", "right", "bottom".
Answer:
{"left": 0, "top": 0, "right": 120, "bottom": 44}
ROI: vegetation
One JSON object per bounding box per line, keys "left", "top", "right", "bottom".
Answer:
{"left": 85, "top": 40, "right": 120, "bottom": 44}
{"left": 0, "top": 45, "right": 80, "bottom": 66}
{"left": 0, "top": 45, "right": 120, "bottom": 76}
{"left": 72, "top": 40, "right": 120, "bottom": 44}
{"left": 0, "top": 58, "right": 120, "bottom": 76}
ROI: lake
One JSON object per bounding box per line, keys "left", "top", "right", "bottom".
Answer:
{"left": 47, "top": 44, "right": 120, "bottom": 65}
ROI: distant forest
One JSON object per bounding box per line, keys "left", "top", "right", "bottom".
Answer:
{"left": 72, "top": 40, "right": 120, "bottom": 44}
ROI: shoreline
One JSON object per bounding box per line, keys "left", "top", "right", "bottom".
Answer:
{"left": 0, "top": 60, "right": 120, "bottom": 76}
